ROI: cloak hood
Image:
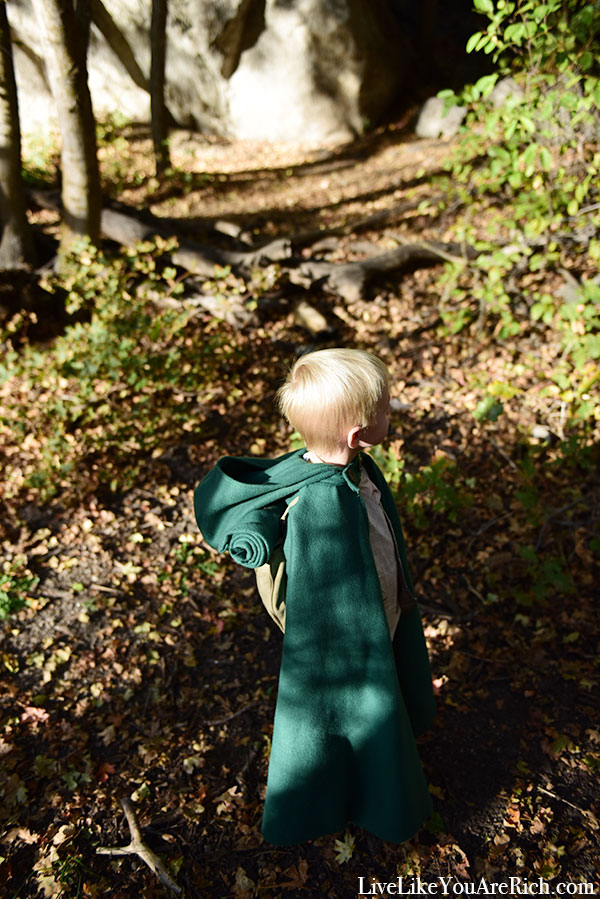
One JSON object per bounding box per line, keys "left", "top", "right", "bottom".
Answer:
{"left": 194, "top": 448, "right": 365, "bottom": 568}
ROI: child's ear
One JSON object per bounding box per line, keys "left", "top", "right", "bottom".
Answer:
{"left": 347, "top": 426, "right": 362, "bottom": 449}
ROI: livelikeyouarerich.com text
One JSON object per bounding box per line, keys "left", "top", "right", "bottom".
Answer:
{"left": 357, "top": 877, "right": 596, "bottom": 896}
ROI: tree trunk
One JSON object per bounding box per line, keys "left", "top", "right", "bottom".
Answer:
{"left": 89, "top": 0, "right": 149, "bottom": 92}
{"left": 75, "top": 0, "right": 92, "bottom": 48}
{"left": 0, "top": 0, "right": 34, "bottom": 267}
{"left": 88, "top": 0, "right": 178, "bottom": 128}
{"left": 31, "top": 0, "right": 101, "bottom": 253}
{"left": 151, "top": 0, "right": 169, "bottom": 175}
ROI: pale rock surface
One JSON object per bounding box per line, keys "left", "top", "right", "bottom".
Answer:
{"left": 415, "top": 96, "right": 466, "bottom": 140}
{"left": 7, "top": 0, "right": 414, "bottom": 144}
{"left": 489, "top": 76, "right": 524, "bottom": 108}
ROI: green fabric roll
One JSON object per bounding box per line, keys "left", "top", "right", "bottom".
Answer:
{"left": 228, "top": 510, "right": 282, "bottom": 567}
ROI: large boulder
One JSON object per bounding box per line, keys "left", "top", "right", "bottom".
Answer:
{"left": 227, "top": 0, "right": 413, "bottom": 142}
{"left": 415, "top": 96, "right": 466, "bottom": 139}
{"left": 8, "top": 0, "right": 415, "bottom": 144}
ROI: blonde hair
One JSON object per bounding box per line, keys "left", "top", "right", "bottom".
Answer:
{"left": 277, "top": 348, "right": 390, "bottom": 453}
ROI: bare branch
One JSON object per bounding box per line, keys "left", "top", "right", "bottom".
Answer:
{"left": 97, "top": 798, "right": 182, "bottom": 895}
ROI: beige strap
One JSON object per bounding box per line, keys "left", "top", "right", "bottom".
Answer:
{"left": 254, "top": 494, "right": 299, "bottom": 633}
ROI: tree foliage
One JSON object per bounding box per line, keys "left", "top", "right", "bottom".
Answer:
{"left": 435, "top": 0, "right": 600, "bottom": 436}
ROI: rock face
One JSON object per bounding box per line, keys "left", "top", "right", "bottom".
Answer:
{"left": 227, "top": 0, "right": 413, "bottom": 142}
{"left": 415, "top": 96, "right": 466, "bottom": 139}
{"left": 8, "top": 0, "right": 416, "bottom": 144}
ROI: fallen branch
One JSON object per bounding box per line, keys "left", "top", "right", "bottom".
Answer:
{"left": 97, "top": 797, "right": 182, "bottom": 895}
{"left": 538, "top": 786, "right": 599, "bottom": 828}
{"left": 101, "top": 208, "right": 292, "bottom": 277}
{"left": 29, "top": 191, "right": 478, "bottom": 305}
{"left": 30, "top": 191, "right": 292, "bottom": 278}
{"left": 290, "top": 239, "right": 477, "bottom": 303}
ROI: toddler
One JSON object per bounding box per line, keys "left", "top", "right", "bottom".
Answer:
{"left": 194, "top": 348, "right": 435, "bottom": 845}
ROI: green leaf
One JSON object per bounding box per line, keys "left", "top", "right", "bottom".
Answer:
{"left": 488, "top": 380, "right": 518, "bottom": 399}
{"left": 473, "top": 396, "right": 504, "bottom": 421}
{"left": 62, "top": 769, "right": 80, "bottom": 790}
{"left": 518, "top": 545, "right": 538, "bottom": 564}
{"left": 520, "top": 115, "right": 536, "bottom": 135}
{"left": 475, "top": 73, "right": 499, "bottom": 97}
{"left": 584, "top": 753, "right": 600, "bottom": 771}
{"left": 505, "top": 119, "right": 517, "bottom": 141}
{"left": 425, "top": 811, "right": 445, "bottom": 835}
{"left": 533, "top": 4, "right": 550, "bottom": 20}
{"left": 551, "top": 734, "right": 572, "bottom": 754}
{"left": 505, "top": 22, "right": 526, "bottom": 43}
{"left": 508, "top": 170, "right": 522, "bottom": 189}
{"left": 473, "top": 0, "right": 494, "bottom": 14}
{"left": 522, "top": 143, "right": 539, "bottom": 169}
{"left": 560, "top": 91, "right": 579, "bottom": 111}
{"left": 466, "top": 31, "right": 483, "bottom": 53}
{"left": 539, "top": 146, "right": 553, "bottom": 171}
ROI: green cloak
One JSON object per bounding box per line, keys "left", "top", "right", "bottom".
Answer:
{"left": 194, "top": 449, "right": 435, "bottom": 845}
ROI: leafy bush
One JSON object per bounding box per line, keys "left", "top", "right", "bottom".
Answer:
{"left": 466, "top": 0, "right": 600, "bottom": 75}
{"left": 21, "top": 129, "right": 60, "bottom": 187}
{"left": 371, "top": 445, "right": 476, "bottom": 529}
{"left": 0, "top": 238, "right": 239, "bottom": 499}
{"left": 433, "top": 0, "right": 600, "bottom": 437}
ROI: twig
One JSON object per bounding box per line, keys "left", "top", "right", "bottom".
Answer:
{"left": 403, "top": 316, "right": 443, "bottom": 338}
{"left": 236, "top": 746, "right": 258, "bottom": 790}
{"left": 97, "top": 798, "right": 182, "bottom": 895}
{"left": 207, "top": 700, "right": 259, "bottom": 727}
{"left": 418, "top": 602, "right": 454, "bottom": 620}
{"left": 537, "top": 787, "right": 599, "bottom": 826}
{"left": 455, "top": 649, "right": 503, "bottom": 664}
{"left": 467, "top": 512, "right": 512, "bottom": 551}
{"left": 88, "top": 583, "right": 122, "bottom": 594}
{"left": 465, "top": 576, "right": 486, "bottom": 603}
{"left": 575, "top": 201, "right": 600, "bottom": 216}
{"left": 485, "top": 435, "right": 519, "bottom": 471}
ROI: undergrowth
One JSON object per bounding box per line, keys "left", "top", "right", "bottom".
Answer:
{"left": 431, "top": 0, "right": 600, "bottom": 435}
{"left": 2, "top": 1, "right": 599, "bottom": 622}
{"left": 0, "top": 238, "right": 241, "bottom": 501}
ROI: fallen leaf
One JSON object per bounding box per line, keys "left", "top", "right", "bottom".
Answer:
{"left": 5, "top": 827, "right": 37, "bottom": 844}
{"left": 334, "top": 831, "right": 355, "bottom": 864}
{"left": 96, "top": 762, "right": 115, "bottom": 783}
{"left": 280, "top": 859, "right": 309, "bottom": 889}
{"left": 52, "top": 824, "right": 76, "bottom": 846}
{"left": 233, "top": 866, "right": 255, "bottom": 897}
{"left": 20, "top": 706, "right": 49, "bottom": 725}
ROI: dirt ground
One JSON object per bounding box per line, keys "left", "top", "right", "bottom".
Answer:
{"left": 2, "top": 122, "right": 599, "bottom": 897}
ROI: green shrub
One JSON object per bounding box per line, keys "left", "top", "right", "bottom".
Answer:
{"left": 432, "top": 0, "right": 600, "bottom": 437}
{"left": 0, "top": 238, "right": 240, "bottom": 499}
{"left": 371, "top": 445, "right": 475, "bottom": 529}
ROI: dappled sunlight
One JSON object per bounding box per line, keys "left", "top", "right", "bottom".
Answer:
{"left": 2, "top": 2, "right": 599, "bottom": 888}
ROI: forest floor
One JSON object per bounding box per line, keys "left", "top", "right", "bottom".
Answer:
{"left": 1, "top": 120, "right": 599, "bottom": 898}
